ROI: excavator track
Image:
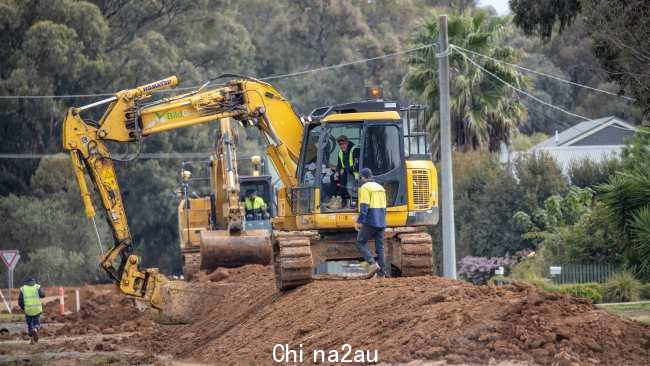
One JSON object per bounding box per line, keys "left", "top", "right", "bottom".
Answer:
{"left": 273, "top": 232, "right": 313, "bottom": 290}
{"left": 397, "top": 232, "right": 433, "bottom": 276}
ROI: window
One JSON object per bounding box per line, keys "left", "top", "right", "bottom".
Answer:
{"left": 300, "top": 125, "right": 321, "bottom": 186}
{"left": 362, "top": 125, "right": 401, "bottom": 176}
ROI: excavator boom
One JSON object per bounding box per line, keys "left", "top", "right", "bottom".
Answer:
{"left": 62, "top": 76, "right": 304, "bottom": 310}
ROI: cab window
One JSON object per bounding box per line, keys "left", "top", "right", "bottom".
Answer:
{"left": 362, "top": 125, "right": 401, "bottom": 176}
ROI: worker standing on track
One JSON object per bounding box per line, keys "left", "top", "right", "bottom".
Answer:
{"left": 354, "top": 168, "right": 387, "bottom": 277}
{"left": 18, "top": 277, "right": 45, "bottom": 344}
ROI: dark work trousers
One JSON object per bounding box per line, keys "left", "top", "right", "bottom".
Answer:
{"left": 25, "top": 314, "right": 41, "bottom": 336}
{"left": 355, "top": 224, "right": 386, "bottom": 276}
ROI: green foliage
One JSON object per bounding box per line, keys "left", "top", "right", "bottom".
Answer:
{"left": 510, "top": 132, "right": 548, "bottom": 151}
{"left": 0, "top": 155, "right": 111, "bottom": 285}
{"left": 0, "top": 0, "right": 460, "bottom": 282}
{"left": 619, "top": 127, "right": 650, "bottom": 174}
{"left": 524, "top": 276, "right": 603, "bottom": 303}
{"left": 453, "top": 152, "right": 527, "bottom": 257}
{"left": 513, "top": 185, "right": 624, "bottom": 265}
{"left": 510, "top": 0, "right": 581, "bottom": 40}
{"left": 568, "top": 158, "right": 622, "bottom": 188}
{"left": 514, "top": 152, "right": 568, "bottom": 212}
{"left": 603, "top": 272, "right": 641, "bottom": 303}
{"left": 510, "top": 248, "right": 548, "bottom": 280}
{"left": 639, "top": 284, "right": 650, "bottom": 301}
{"left": 558, "top": 283, "right": 603, "bottom": 303}
{"left": 403, "top": 9, "right": 527, "bottom": 153}
{"left": 20, "top": 246, "right": 102, "bottom": 286}
{"left": 510, "top": 0, "right": 650, "bottom": 119}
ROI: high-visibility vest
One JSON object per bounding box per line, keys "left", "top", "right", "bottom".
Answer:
{"left": 245, "top": 196, "right": 266, "bottom": 211}
{"left": 338, "top": 146, "right": 359, "bottom": 179}
{"left": 357, "top": 181, "right": 387, "bottom": 227}
{"left": 20, "top": 284, "right": 43, "bottom": 316}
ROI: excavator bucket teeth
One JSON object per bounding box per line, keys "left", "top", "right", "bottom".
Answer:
{"left": 200, "top": 229, "right": 272, "bottom": 270}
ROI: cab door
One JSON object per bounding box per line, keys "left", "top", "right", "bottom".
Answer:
{"left": 359, "top": 122, "right": 407, "bottom": 208}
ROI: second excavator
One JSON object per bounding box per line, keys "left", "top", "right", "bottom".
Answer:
{"left": 62, "top": 75, "right": 438, "bottom": 312}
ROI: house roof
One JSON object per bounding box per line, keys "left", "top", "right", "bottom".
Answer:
{"left": 534, "top": 116, "right": 637, "bottom": 148}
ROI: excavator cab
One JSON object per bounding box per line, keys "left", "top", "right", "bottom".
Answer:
{"left": 177, "top": 159, "right": 275, "bottom": 279}
{"left": 240, "top": 175, "right": 275, "bottom": 230}
{"left": 294, "top": 100, "right": 413, "bottom": 221}
{"left": 271, "top": 101, "right": 437, "bottom": 289}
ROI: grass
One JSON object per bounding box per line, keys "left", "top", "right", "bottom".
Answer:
{"left": 0, "top": 313, "right": 23, "bottom": 322}
{"left": 598, "top": 301, "right": 650, "bottom": 324}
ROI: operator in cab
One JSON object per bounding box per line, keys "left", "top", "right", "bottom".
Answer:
{"left": 333, "top": 135, "right": 360, "bottom": 208}
{"left": 354, "top": 168, "right": 387, "bottom": 277}
{"left": 19, "top": 277, "right": 46, "bottom": 344}
{"left": 244, "top": 189, "right": 268, "bottom": 221}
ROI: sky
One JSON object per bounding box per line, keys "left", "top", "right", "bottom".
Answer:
{"left": 478, "top": 0, "right": 511, "bottom": 15}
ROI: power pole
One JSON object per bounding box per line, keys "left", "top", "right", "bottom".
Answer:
{"left": 437, "top": 14, "right": 457, "bottom": 279}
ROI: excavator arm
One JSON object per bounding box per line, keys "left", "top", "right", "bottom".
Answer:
{"left": 62, "top": 76, "right": 304, "bottom": 309}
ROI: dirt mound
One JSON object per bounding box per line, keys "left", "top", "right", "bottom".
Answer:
{"left": 43, "top": 284, "right": 155, "bottom": 336}
{"left": 152, "top": 266, "right": 650, "bottom": 365}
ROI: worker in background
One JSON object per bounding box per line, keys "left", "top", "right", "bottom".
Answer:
{"left": 334, "top": 135, "right": 360, "bottom": 208}
{"left": 354, "top": 168, "right": 387, "bottom": 277}
{"left": 244, "top": 189, "right": 268, "bottom": 221}
{"left": 18, "top": 277, "right": 45, "bottom": 344}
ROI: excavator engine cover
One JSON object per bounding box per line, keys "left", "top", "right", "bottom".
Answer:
{"left": 200, "top": 229, "right": 272, "bottom": 269}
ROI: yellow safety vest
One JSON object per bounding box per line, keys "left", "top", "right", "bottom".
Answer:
{"left": 338, "top": 146, "right": 359, "bottom": 179}
{"left": 245, "top": 196, "right": 266, "bottom": 211}
{"left": 20, "top": 284, "right": 43, "bottom": 316}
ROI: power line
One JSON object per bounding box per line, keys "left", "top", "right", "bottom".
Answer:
{"left": 454, "top": 47, "right": 650, "bottom": 135}
{"left": 261, "top": 43, "right": 436, "bottom": 81}
{"left": 0, "top": 44, "right": 436, "bottom": 100}
{"left": 453, "top": 46, "right": 593, "bottom": 123}
{"left": 450, "top": 44, "right": 637, "bottom": 102}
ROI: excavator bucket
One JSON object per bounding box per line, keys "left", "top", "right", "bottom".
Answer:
{"left": 199, "top": 229, "right": 272, "bottom": 269}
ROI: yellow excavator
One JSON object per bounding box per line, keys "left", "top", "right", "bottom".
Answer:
{"left": 177, "top": 155, "right": 275, "bottom": 279}
{"left": 62, "top": 75, "right": 438, "bottom": 310}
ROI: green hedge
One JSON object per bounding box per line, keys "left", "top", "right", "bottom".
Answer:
{"left": 491, "top": 276, "right": 603, "bottom": 303}
{"left": 558, "top": 283, "right": 603, "bottom": 303}
{"left": 640, "top": 283, "right": 650, "bottom": 300}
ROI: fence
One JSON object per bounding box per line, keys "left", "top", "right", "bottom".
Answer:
{"left": 550, "top": 263, "right": 620, "bottom": 284}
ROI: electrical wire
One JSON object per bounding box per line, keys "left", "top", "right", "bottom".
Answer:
{"left": 0, "top": 44, "right": 437, "bottom": 100}
{"left": 450, "top": 44, "right": 637, "bottom": 102}
{"left": 454, "top": 46, "right": 593, "bottom": 122}
{"left": 453, "top": 47, "right": 650, "bottom": 135}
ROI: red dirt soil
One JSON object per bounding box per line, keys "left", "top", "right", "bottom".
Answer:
{"left": 10, "top": 266, "right": 649, "bottom": 365}
{"left": 43, "top": 285, "right": 156, "bottom": 336}
{"left": 140, "top": 265, "right": 650, "bottom": 365}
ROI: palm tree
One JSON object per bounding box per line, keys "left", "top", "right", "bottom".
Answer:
{"left": 598, "top": 171, "right": 650, "bottom": 279}
{"left": 402, "top": 10, "right": 528, "bottom": 153}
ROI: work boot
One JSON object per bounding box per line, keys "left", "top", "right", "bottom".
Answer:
{"left": 32, "top": 328, "right": 38, "bottom": 343}
{"left": 367, "top": 262, "right": 380, "bottom": 276}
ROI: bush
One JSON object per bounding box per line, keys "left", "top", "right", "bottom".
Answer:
{"left": 527, "top": 277, "right": 559, "bottom": 292}
{"left": 568, "top": 157, "right": 621, "bottom": 188}
{"left": 510, "top": 247, "right": 548, "bottom": 280}
{"left": 558, "top": 283, "right": 603, "bottom": 303}
{"left": 524, "top": 277, "right": 603, "bottom": 303}
{"left": 603, "top": 271, "right": 641, "bottom": 303}
{"left": 640, "top": 283, "right": 650, "bottom": 300}
{"left": 458, "top": 256, "right": 518, "bottom": 285}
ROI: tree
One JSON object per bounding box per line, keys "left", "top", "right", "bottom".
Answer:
{"left": 598, "top": 128, "right": 650, "bottom": 280}
{"left": 510, "top": 0, "right": 650, "bottom": 120}
{"left": 403, "top": 9, "right": 528, "bottom": 153}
